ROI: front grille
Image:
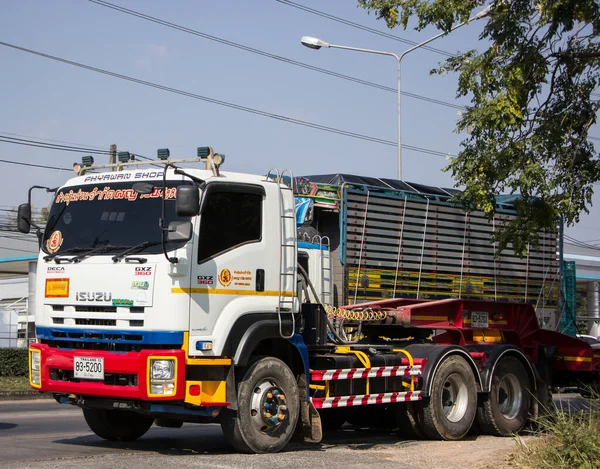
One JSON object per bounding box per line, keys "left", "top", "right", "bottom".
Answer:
{"left": 39, "top": 328, "right": 183, "bottom": 352}
{"left": 75, "top": 319, "right": 117, "bottom": 326}
{"left": 75, "top": 306, "right": 117, "bottom": 313}
{"left": 49, "top": 368, "right": 138, "bottom": 387}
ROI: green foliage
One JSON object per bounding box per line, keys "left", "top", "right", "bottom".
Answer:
{"left": 0, "top": 348, "right": 29, "bottom": 377}
{"left": 514, "top": 400, "right": 600, "bottom": 469}
{"left": 0, "top": 376, "right": 30, "bottom": 391}
{"left": 358, "top": 0, "right": 600, "bottom": 255}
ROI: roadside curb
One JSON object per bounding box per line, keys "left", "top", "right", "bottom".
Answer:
{"left": 0, "top": 390, "right": 51, "bottom": 401}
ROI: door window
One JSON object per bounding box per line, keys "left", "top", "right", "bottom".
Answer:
{"left": 198, "top": 187, "right": 263, "bottom": 262}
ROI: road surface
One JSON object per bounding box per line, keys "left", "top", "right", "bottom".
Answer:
{"left": 0, "top": 395, "right": 589, "bottom": 469}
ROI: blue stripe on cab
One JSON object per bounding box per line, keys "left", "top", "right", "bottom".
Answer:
{"left": 36, "top": 326, "right": 184, "bottom": 345}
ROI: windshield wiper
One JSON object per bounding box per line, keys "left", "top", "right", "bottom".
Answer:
{"left": 111, "top": 241, "right": 162, "bottom": 263}
{"left": 44, "top": 246, "right": 91, "bottom": 262}
{"left": 69, "top": 244, "right": 122, "bottom": 263}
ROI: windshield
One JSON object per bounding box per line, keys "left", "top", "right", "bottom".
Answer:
{"left": 42, "top": 180, "right": 193, "bottom": 256}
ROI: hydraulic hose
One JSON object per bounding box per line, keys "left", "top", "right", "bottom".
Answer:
{"left": 297, "top": 263, "right": 360, "bottom": 345}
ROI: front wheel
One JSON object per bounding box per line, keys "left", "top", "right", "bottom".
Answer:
{"left": 419, "top": 355, "right": 477, "bottom": 440}
{"left": 221, "top": 357, "right": 299, "bottom": 453}
{"left": 82, "top": 408, "right": 154, "bottom": 441}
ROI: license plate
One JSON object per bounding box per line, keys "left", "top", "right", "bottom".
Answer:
{"left": 74, "top": 356, "right": 104, "bottom": 380}
{"left": 471, "top": 311, "right": 489, "bottom": 329}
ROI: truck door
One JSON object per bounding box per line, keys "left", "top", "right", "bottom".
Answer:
{"left": 187, "top": 181, "right": 280, "bottom": 356}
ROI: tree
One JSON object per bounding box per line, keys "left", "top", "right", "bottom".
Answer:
{"left": 358, "top": 0, "right": 600, "bottom": 255}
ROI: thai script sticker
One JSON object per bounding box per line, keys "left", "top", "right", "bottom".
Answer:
{"left": 46, "top": 230, "right": 64, "bottom": 253}
{"left": 218, "top": 268, "right": 232, "bottom": 287}
{"left": 233, "top": 270, "right": 253, "bottom": 287}
{"left": 54, "top": 186, "right": 177, "bottom": 206}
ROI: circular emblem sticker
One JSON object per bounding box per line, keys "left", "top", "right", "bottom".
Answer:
{"left": 218, "top": 268, "right": 232, "bottom": 287}
{"left": 46, "top": 230, "right": 64, "bottom": 254}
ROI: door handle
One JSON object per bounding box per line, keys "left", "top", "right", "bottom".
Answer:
{"left": 256, "top": 269, "right": 265, "bottom": 292}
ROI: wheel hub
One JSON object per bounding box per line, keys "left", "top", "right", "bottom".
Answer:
{"left": 441, "top": 373, "right": 469, "bottom": 423}
{"left": 250, "top": 379, "right": 288, "bottom": 433}
{"left": 497, "top": 373, "right": 522, "bottom": 420}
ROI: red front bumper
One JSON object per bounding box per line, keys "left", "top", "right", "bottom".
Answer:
{"left": 30, "top": 343, "right": 186, "bottom": 400}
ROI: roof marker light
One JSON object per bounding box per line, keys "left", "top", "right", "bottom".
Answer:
{"left": 118, "top": 151, "right": 131, "bottom": 163}
{"left": 81, "top": 155, "right": 94, "bottom": 167}
{"left": 157, "top": 148, "right": 170, "bottom": 160}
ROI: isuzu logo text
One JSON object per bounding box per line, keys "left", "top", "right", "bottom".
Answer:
{"left": 76, "top": 292, "right": 112, "bottom": 302}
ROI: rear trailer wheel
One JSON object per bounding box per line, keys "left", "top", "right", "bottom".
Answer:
{"left": 82, "top": 408, "right": 154, "bottom": 441}
{"left": 476, "top": 357, "right": 531, "bottom": 436}
{"left": 221, "top": 357, "right": 299, "bottom": 453}
{"left": 419, "top": 355, "right": 477, "bottom": 440}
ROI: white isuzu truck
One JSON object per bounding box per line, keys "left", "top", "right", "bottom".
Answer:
{"left": 18, "top": 147, "right": 600, "bottom": 453}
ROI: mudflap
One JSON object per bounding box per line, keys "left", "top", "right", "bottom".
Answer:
{"left": 296, "top": 373, "right": 322, "bottom": 443}
{"left": 300, "top": 400, "right": 323, "bottom": 443}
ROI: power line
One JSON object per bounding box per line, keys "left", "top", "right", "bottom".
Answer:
{"left": 0, "top": 135, "right": 111, "bottom": 155}
{"left": 275, "top": 0, "right": 454, "bottom": 57}
{"left": 86, "top": 0, "right": 465, "bottom": 111}
{"left": 1, "top": 131, "right": 108, "bottom": 151}
{"left": 0, "top": 133, "right": 154, "bottom": 162}
{"left": 0, "top": 158, "right": 68, "bottom": 171}
{"left": 86, "top": 1, "right": 600, "bottom": 144}
{"left": 0, "top": 40, "right": 452, "bottom": 158}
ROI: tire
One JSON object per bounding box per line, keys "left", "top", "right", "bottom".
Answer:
{"left": 82, "top": 408, "right": 154, "bottom": 441}
{"left": 476, "top": 357, "right": 531, "bottom": 436}
{"left": 419, "top": 355, "right": 477, "bottom": 440}
{"left": 221, "top": 357, "right": 299, "bottom": 453}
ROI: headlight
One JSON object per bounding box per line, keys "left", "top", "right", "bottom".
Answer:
{"left": 30, "top": 350, "right": 41, "bottom": 386}
{"left": 31, "top": 351, "right": 40, "bottom": 371}
{"left": 151, "top": 359, "right": 175, "bottom": 380}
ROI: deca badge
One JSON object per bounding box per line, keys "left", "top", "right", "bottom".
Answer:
{"left": 218, "top": 268, "right": 232, "bottom": 287}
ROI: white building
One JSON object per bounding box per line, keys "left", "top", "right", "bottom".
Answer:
{"left": 0, "top": 233, "right": 38, "bottom": 347}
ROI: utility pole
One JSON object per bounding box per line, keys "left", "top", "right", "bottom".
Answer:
{"left": 109, "top": 144, "right": 117, "bottom": 164}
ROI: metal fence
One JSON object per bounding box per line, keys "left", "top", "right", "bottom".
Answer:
{"left": 0, "top": 308, "right": 33, "bottom": 348}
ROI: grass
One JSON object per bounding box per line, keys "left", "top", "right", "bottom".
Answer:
{"left": 513, "top": 395, "right": 600, "bottom": 469}
{"left": 0, "top": 376, "right": 31, "bottom": 391}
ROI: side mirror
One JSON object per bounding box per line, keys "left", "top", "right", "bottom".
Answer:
{"left": 17, "top": 204, "right": 31, "bottom": 234}
{"left": 176, "top": 186, "right": 200, "bottom": 216}
{"left": 167, "top": 220, "right": 193, "bottom": 242}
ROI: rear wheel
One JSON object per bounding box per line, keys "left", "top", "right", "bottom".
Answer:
{"left": 221, "top": 357, "right": 299, "bottom": 453}
{"left": 419, "top": 355, "right": 477, "bottom": 440}
{"left": 476, "top": 357, "right": 531, "bottom": 436}
{"left": 82, "top": 408, "right": 154, "bottom": 441}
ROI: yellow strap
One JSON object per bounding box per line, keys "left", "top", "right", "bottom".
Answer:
{"left": 393, "top": 348, "right": 416, "bottom": 392}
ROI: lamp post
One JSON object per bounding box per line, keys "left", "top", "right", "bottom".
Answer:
{"left": 301, "top": 5, "right": 492, "bottom": 181}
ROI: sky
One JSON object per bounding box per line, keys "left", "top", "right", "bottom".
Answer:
{"left": 1, "top": 0, "right": 600, "bottom": 257}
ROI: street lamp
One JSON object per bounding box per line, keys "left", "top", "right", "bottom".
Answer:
{"left": 301, "top": 5, "right": 492, "bottom": 180}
